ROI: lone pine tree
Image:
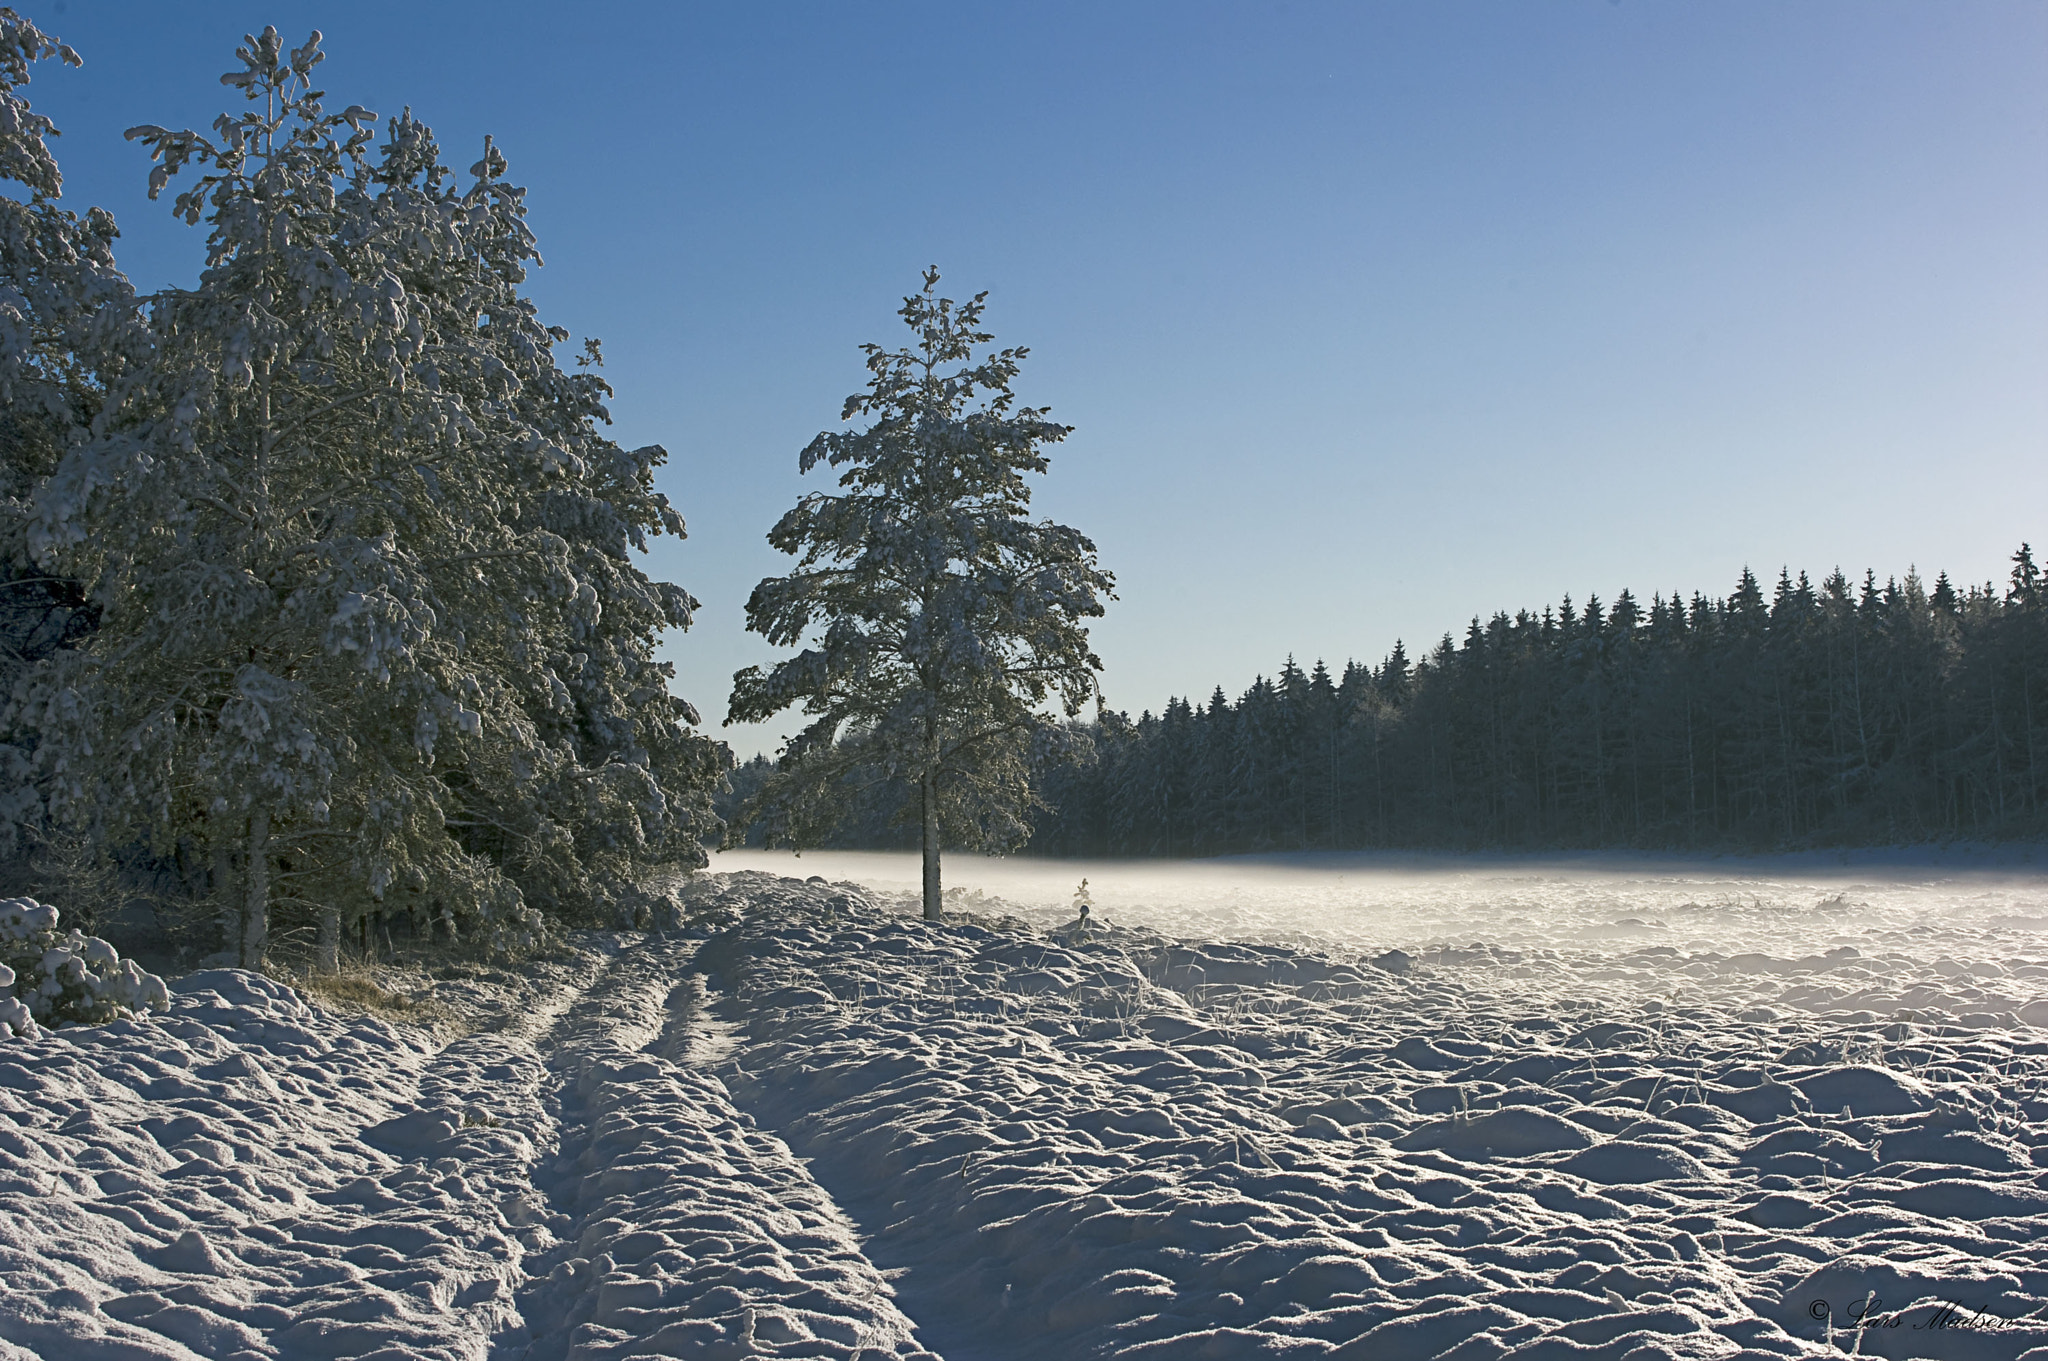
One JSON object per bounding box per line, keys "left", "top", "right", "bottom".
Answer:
{"left": 729, "top": 269, "right": 1112, "bottom": 920}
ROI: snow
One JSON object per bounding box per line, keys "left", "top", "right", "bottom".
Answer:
{"left": 2, "top": 854, "right": 2048, "bottom": 1359}
{"left": 0, "top": 933, "right": 930, "bottom": 1360}
{"left": 510, "top": 934, "right": 934, "bottom": 1360}
{"left": 0, "top": 897, "right": 170, "bottom": 1037}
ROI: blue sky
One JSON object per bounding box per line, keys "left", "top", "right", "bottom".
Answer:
{"left": 24, "top": 1, "right": 2048, "bottom": 756}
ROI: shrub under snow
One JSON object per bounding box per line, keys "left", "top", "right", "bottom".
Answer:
{"left": 0, "top": 896, "right": 169, "bottom": 1037}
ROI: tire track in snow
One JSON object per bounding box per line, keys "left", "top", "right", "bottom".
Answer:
{"left": 501, "top": 934, "right": 939, "bottom": 1360}
{"left": 0, "top": 961, "right": 598, "bottom": 1361}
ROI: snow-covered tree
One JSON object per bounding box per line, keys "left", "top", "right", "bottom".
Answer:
{"left": 729, "top": 269, "right": 1113, "bottom": 920}
{"left": 19, "top": 29, "right": 719, "bottom": 969}
{"left": 0, "top": 10, "right": 139, "bottom": 852}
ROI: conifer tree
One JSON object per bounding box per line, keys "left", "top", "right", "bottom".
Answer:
{"left": 20, "top": 29, "right": 717, "bottom": 969}
{"left": 0, "top": 9, "right": 138, "bottom": 852}
{"left": 730, "top": 269, "right": 1113, "bottom": 920}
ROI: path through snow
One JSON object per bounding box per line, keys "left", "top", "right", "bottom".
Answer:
{"left": 5, "top": 865, "right": 2048, "bottom": 1360}
{"left": 0, "top": 928, "right": 933, "bottom": 1360}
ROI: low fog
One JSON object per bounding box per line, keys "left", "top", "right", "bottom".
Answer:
{"left": 711, "top": 846, "right": 2048, "bottom": 969}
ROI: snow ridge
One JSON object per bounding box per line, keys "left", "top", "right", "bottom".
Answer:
{"left": 0, "top": 929, "right": 938, "bottom": 1360}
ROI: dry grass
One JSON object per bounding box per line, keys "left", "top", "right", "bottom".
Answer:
{"left": 293, "top": 964, "right": 461, "bottom": 1034}
{"left": 298, "top": 970, "right": 412, "bottom": 1010}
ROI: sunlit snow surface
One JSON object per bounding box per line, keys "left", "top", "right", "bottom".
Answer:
{"left": 698, "top": 849, "right": 2048, "bottom": 1360}
{"left": 3, "top": 850, "right": 2048, "bottom": 1361}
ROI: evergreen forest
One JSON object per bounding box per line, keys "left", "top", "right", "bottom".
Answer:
{"left": 728, "top": 552, "right": 2048, "bottom": 856}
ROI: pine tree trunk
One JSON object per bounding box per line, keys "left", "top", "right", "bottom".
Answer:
{"left": 213, "top": 842, "right": 239, "bottom": 959}
{"left": 317, "top": 907, "right": 340, "bottom": 975}
{"left": 243, "top": 809, "right": 270, "bottom": 972}
{"left": 921, "top": 771, "right": 942, "bottom": 922}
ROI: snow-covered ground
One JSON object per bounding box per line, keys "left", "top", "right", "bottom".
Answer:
{"left": 4, "top": 852, "right": 2048, "bottom": 1359}
{"left": 0, "top": 931, "right": 932, "bottom": 1361}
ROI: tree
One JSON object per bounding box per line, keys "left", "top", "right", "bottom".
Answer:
{"left": 20, "top": 29, "right": 718, "bottom": 970}
{"left": 0, "top": 9, "right": 139, "bottom": 855}
{"left": 729, "top": 269, "right": 1113, "bottom": 920}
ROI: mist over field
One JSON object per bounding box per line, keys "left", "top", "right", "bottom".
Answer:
{"left": 712, "top": 847, "right": 2048, "bottom": 966}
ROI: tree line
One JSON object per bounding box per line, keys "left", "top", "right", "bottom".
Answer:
{"left": 1030, "top": 556, "right": 2048, "bottom": 855}
{"left": 742, "top": 553, "right": 2048, "bottom": 856}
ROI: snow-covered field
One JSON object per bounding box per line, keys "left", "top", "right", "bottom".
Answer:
{"left": 5, "top": 851, "right": 2048, "bottom": 1360}
{"left": 711, "top": 846, "right": 2048, "bottom": 977}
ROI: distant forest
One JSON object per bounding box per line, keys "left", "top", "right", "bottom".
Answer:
{"left": 726, "top": 545, "right": 2048, "bottom": 855}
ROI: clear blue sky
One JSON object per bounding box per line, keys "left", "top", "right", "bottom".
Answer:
{"left": 25, "top": 1, "right": 2048, "bottom": 758}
